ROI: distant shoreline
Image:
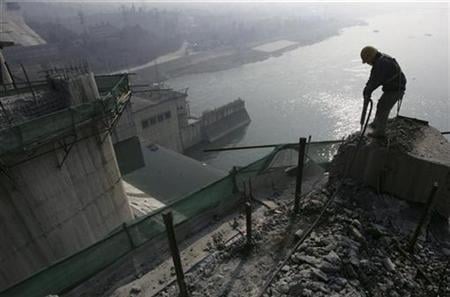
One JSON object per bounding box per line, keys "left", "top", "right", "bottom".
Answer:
{"left": 132, "top": 20, "right": 366, "bottom": 83}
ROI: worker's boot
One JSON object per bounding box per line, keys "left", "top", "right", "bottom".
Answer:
{"left": 367, "top": 131, "right": 386, "bottom": 139}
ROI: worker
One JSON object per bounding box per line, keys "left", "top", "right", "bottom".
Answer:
{"left": 361, "top": 46, "right": 407, "bottom": 138}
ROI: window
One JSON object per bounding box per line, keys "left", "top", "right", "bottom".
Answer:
{"left": 142, "top": 120, "right": 149, "bottom": 129}
{"left": 150, "top": 117, "right": 157, "bottom": 125}
{"left": 164, "top": 111, "right": 171, "bottom": 119}
{"left": 158, "top": 114, "right": 164, "bottom": 122}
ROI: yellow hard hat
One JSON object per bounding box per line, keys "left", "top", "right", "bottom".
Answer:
{"left": 360, "top": 46, "right": 378, "bottom": 64}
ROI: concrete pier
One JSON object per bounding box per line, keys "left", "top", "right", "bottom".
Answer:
{"left": 331, "top": 119, "right": 450, "bottom": 217}
{"left": 0, "top": 73, "right": 133, "bottom": 289}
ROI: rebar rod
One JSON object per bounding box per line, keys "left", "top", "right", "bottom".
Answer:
{"left": 294, "top": 137, "right": 307, "bottom": 214}
{"left": 203, "top": 139, "right": 344, "bottom": 152}
{"left": 408, "top": 182, "right": 439, "bottom": 251}
{"left": 20, "top": 64, "right": 37, "bottom": 104}
{"left": 245, "top": 201, "right": 252, "bottom": 247}
{"left": 162, "top": 212, "right": 189, "bottom": 297}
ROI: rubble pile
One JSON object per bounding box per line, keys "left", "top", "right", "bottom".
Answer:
{"left": 384, "top": 117, "right": 425, "bottom": 152}
{"left": 328, "top": 116, "right": 429, "bottom": 182}
{"left": 333, "top": 117, "right": 425, "bottom": 162}
{"left": 155, "top": 190, "right": 299, "bottom": 297}
{"left": 267, "top": 182, "right": 450, "bottom": 297}
{"left": 155, "top": 180, "right": 449, "bottom": 297}
{"left": 153, "top": 119, "right": 450, "bottom": 297}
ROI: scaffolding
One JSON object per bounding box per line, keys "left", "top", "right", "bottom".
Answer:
{"left": 0, "top": 73, "right": 131, "bottom": 169}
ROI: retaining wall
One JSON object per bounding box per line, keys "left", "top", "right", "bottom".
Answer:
{"left": 180, "top": 99, "right": 251, "bottom": 150}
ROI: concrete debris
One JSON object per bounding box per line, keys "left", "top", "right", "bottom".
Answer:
{"left": 129, "top": 285, "right": 141, "bottom": 296}
{"left": 329, "top": 116, "right": 450, "bottom": 218}
{"left": 384, "top": 117, "right": 424, "bottom": 152}
{"left": 294, "top": 228, "right": 304, "bottom": 239}
{"left": 153, "top": 165, "right": 449, "bottom": 297}
{"left": 328, "top": 117, "right": 426, "bottom": 182}
{"left": 263, "top": 183, "right": 450, "bottom": 297}
{"left": 382, "top": 257, "right": 396, "bottom": 272}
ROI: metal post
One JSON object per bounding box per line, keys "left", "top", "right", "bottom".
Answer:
{"left": 20, "top": 64, "right": 37, "bottom": 104}
{"left": 306, "top": 135, "right": 312, "bottom": 156}
{"left": 408, "top": 182, "right": 439, "bottom": 251}
{"left": 248, "top": 178, "right": 254, "bottom": 201}
{"left": 1, "top": 85, "right": 11, "bottom": 125}
{"left": 231, "top": 166, "right": 238, "bottom": 194}
{"left": 245, "top": 201, "right": 252, "bottom": 247}
{"left": 0, "top": 100, "right": 10, "bottom": 125}
{"left": 162, "top": 212, "right": 189, "bottom": 297}
{"left": 241, "top": 181, "right": 247, "bottom": 199}
{"left": 4, "top": 61, "right": 17, "bottom": 90}
{"left": 294, "top": 137, "right": 307, "bottom": 214}
{"left": 122, "top": 222, "right": 135, "bottom": 249}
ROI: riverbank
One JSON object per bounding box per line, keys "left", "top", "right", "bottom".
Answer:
{"left": 132, "top": 19, "right": 366, "bottom": 83}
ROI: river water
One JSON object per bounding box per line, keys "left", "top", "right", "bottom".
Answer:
{"left": 166, "top": 9, "right": 449, "bottom": 170}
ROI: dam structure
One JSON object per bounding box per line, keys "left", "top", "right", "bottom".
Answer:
{"left": 0, "top": 69, "right": 133, "bottom": 290}
{"left": 131, "top": 87, "right": 251, "bottom": 153}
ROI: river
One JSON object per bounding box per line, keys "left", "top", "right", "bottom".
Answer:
{"left": 163, "top": 9, "right": 448, "bottom": 170}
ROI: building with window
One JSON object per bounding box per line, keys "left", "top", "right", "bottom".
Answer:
{"left": 131, "top": 88, "right": 188, "bottom": 152}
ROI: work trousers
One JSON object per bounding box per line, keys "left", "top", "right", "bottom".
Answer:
{"left": 373, "top": 91, "right": 404, "bottom": 136}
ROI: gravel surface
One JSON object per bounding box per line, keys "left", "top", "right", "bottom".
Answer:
{"left": 266, "top": 181, "right": 450, "bottom": 297}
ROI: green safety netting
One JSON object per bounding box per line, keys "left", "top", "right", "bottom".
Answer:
{"left": 0, "top": 140, "right": 341, "bottom": 297}
{"left": 0, "top": 75, "right": 130, "bottom": 156}
{"left": 2, "top": 230, "right": 132, "bottom": 297}
{"left": 264, "top": 140, "right": 343, "bottom": 170}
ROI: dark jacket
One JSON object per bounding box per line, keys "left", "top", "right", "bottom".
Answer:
{"left": 363, "top": 52, "right": 407, "bottom": 99}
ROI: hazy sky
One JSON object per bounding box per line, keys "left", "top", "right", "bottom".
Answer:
{"left": 10, "top": 1, "right": 449, "bottom": 20}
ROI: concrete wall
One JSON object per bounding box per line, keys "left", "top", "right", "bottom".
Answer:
{"left": 174, "top": 96, "right": 189, "bottom": 128}
{"left": 0, "top": 5, "right": 46, "bottom": 47}
{"left": 112, "top": 103, "right": 145, "bottom": 175}
{"left": 133, "top": 96, "right": 250, "bottom": 152}
{"left": 133, "top": 100, "right": 183, "bottom": 153}
{"left": 336, "top": 144, "right": 450, "bottom": 217}
{"left": 113, "top": 136, "right": 145, "bottom": 175}
{"left": 180, "top": 99, "right": 251, "bottom": 150}
{"left": 203, "top": 108, "right": 251, "bottom": 143}
{"left": 0, "top": 73, "right": 133, "bottom": 290}
{"left": 0, "top": 126, "right": 133, "bottom": 290}
{"left": 200, "top": 99, "right": 250, "bottom": 143}
{"left": 201, "top": 98, "right": 246, "bottom": 126}
{"left": 180, "top": 120, "right": 202, "bottom": 150}
{"left": 112, "top": 103, "right": 138, "bottom": 144}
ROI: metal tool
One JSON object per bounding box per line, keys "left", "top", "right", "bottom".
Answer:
{"left": 360, "top": 98, "right": 373, "bottom": 133}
